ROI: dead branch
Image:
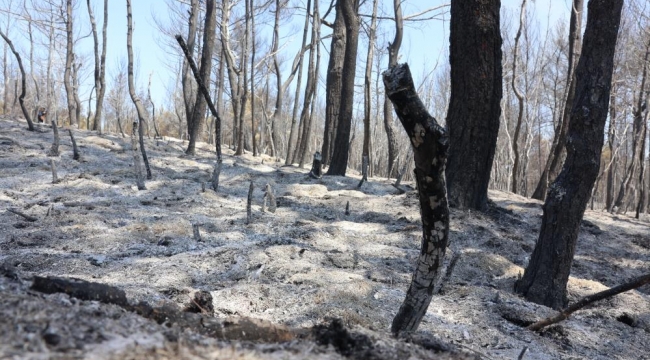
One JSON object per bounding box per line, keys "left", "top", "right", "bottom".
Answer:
{"left": 246, "top": 181, "right": 254, "bottom": 224}
{"left": 63, "top": 200, "right": 111, "bottom": 208}
{"left": 527, "top": 273, "right": 650, "bottom": 331}
{"left": 7, "top": 208, "right": 38, "bottom": 222}
{"left": 68, "top": 129, "right": 80, "bottom": 160}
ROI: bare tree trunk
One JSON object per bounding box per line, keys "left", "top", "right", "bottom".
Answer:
{"left": 236, "top": 0, "right": 250, "bottom": 156}
{"left": 186, "top": 0, "right": 217, "bottom": 155}
{"left": 445, "top": 0, "right": 502, "bottom": 210}
{"left": 285, "top": 0, "right": 311, "bottom": 165}
{"left": 250, "top": 0, "right": 258, "bottom": 157}
{"left": 89, "top": 0, "right": 108, "bottom": 132}
{"left": 531, "top": 0, "right": 584, "bottom": 200}
{"left": 321, "top": 9, "right": 345, "bottom": 167}
{"left": 636, "top": 107, "right": 648, "bottom": 219}
{"left": 383, "top": 0, "right": 403, "bottom": 179}
{"left": 147, "top": 74, "right": 160, "bottom": 138}
{"left": 359, "top": 0, "right": 378, "bottom": 187}
{"left": 606, "top": 88, "right": 618, "bottom": 210}
{"left": 515, "top": 0, "right": 623, "bottom": 310}
{"left": 0, "top": 30, "right": 35, "bottom": 131}
{"left": 510, "top": 0, "right": 528, "bottom": 194}
{"left": 612, "top": 40, "right": 650, "bottom": 213}
{"left": 183, "top": 0, "right": 199, "bottom": 134}
{"left": 131, "top": 122, "right": 146, "bottom": 191}
{"left": 64, "top": 0, "right": 78, "bottom": 127}
{"left": 126, "top": 0, "right": 151, "bottom": 179}
{"left": 327, "top": 0, "right": 360, "bottom": 176}
{"left": 384, "top": 64, "right": 449, "bottom": 336}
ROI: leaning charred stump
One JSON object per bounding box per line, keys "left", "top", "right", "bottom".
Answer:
{"left": 383, "top": 63, "right": 450, "bottom": 336}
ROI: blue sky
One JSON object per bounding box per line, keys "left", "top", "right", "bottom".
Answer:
{"left": 77, "top": 0, "right": 570, "bottom": 108}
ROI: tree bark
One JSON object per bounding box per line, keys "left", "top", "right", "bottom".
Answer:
{"left": 88, "top": 0, "right": 108, "bottom": 132}
{"left": 0, "top": 30, "right": 34, "bottom": 131}
{"left": 126, "top": 0, "right": 151, "bottom": 179}
{"left": 383, "top": 0, "right": 403, "bottom": 179}
{"left": 514, "top": 0, "right": 623, "bottom": 310}
{"left": 445, "top": 0, "right": 502, "bottom": 211}
{"left": 63, "top": 0, "right": 78, "bottom": 127}
{"left": 510, "top": 0, "right": 528, "bottom": 195}
{"left": 531, "top": 0, "right": 584, "bottom": 200}
{"left": 321, "top": 8, "right": 345, "bottom": 167}
{"left": 250, "top": 0, "right": 258, "bottom": 157}
{"left": 326, "top": 0, "right": 360, "bottom": 176}
{"left": 359, "top": 0, "right": 378, "bottom": 187}
{"left": 182, "top": 0, "right": 199, "bottom": 137}
{"left": 186, "top": 0, "right": 217, "bottom": 155}
{"left": 384, "top": 64, "right": 449, "bottom": 336}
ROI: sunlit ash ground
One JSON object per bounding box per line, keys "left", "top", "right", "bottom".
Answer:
{"left": 1, "top": 117, "right": 649, "bottom": 359}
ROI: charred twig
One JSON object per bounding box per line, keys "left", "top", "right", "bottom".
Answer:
{"left": 7, "top": 208, "right": 38, "bottom": 222}
{"left": 527, "top": 273, "right": 650, "bottom": 331}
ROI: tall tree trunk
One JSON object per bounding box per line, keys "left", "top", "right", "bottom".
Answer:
{"left": 514, "top": 0, "right": 623, "bottom": 310}
{"left": 285, "top": 0, "right": 311, "bottom": 164}
{"left": 359, "top": 0, "right": 378, "bottom": 186}
{"left": 220, "top": 0, "right": 241, "bottom": 151}
{"left": 294, "top": 0, "right": 321, "bottom": 167}
{"left": 126, "top": 0, "right": 152, "bottom": 179}
{"left": 321, "top": 9, "right": 345, "bottom": 167}
{"left": 236, "top": 0, "right": 251, "bottom": 156}
{"left": 531, "top": 0, "right": 584, "bottom": 200}
{"left": 612, "top": 40, "right": 650, "bottom": 213}
{"left": 186, "top": 0, "right": 217, "bottom": 155}
{"left": 445, "top": 0, "right": 502, "bottom": 210}
{"left": 64, "top": 0, "right": 78, "bottom": 127}
{"left": 510, "top": 0, "right": 528, "bottom": 194}
{"left": 326, "top": 0, "right": 360, "bottom": 176}
{"left": 89, "top": 0, "right": 108, "bottom": 132}
{"left": 636, "top": 107, "right": 648, "bottom": 219}
{"left": 183, "top": 0, "right": 199, "bottom": 136}
{"left": 250, "top": 0, "right": 258, "bottom": 157}
{"left": 384, "top": 64, "right": 449, "bottom": 336}
{"left": 606, "top": 88, "right": 618, "bottom": 210}
{"left": 0, "top": 30, "right": 35, "bottom": 131}
{"left": 383, "top": 0, "right": 403, "bottom": 179}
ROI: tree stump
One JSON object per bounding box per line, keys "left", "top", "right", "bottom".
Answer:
{"left": 131, "top": 122, "right": 146, "bottom": 191}
{"left": 383, "top": 63, "right": 449, "bottom": 336}
{"left": 48, "top": 120, "right": 60, "bottom": 157}
{"left": 309, "top": 152, "right": 323, "bottom": 179}
{"left": 68, "top": 129, "right": 80, "bottom": 160}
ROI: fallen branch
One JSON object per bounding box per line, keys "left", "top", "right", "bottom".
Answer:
{"left": 527, "top": 272, "right": 650, "bottom": 331}
{"left": 30, "top": 276, "right": 294, "bottom": 343}
{"left": 7, "top": 208, "right": 38, "bottom": 222}
{"left": 63, "top": 200, "right": 111, "bottom": 208}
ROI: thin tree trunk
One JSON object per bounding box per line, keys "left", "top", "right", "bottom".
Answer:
{"left": 383, "top": 0, "right": 403, "bottom": 179}
{"left": 510, "top": 0, "right": 528, "bottom": 194}
{"left": 126, "top": 0, "right": 151, "bottom": 179}
{"left": 183, "top": 0, "right": 199, "bottom": 135}
{"left": 250, "top": 0, "right": 258, "bottom": 157}
{"left": 531, "top": 0, "right": 584, "bottom": 200}
{"left": 384, "top": 64, "right": 449, "bottom": 336}
{"left": 64, "top": 0, "right": 78, "bottom": 127}
{"left": 0, "top": 30, "right": 35, "bottom": 131}
{"left": 359, "top": 0, "right": 378, "bottom": 187}
{"left": 515, "top": 0, "right": 623, "bottom": 310}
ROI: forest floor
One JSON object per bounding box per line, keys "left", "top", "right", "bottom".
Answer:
{"left": 0, "top": 116, "right": 649, "bottom": 360}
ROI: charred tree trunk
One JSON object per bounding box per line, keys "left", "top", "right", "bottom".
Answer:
{"left": 384, "top": 64, "right": 449, "bottom": 336}
{"left": 186, "top": 0, "right": 217, "bottom": 155}
{"left": 359, "top": 0, "right": 378, "bottom": 187}
{"left": 131, "top": 122, "right": 146, "bottom": 191}
{"left": 321, "top": 9, "right": 345, "bottom": 167}
{"left": 514, "top": 0, "right": 623, "bottom": 310}
{"left": 532, "top": 0, "right": 584, "bottom": 200}
{"left": 326, "top": 0, "right": 360, "bottom": 176}
{"left": 606, "top": 89, "right": 618, "bottom": 210}
{"left": 383, "top": 0, "right": 403, "bottom": 179}
{"left": 126, "top": 0, "right": 151, "bottom": 179}
{"left": 0, "top": 30, "right": 34, "bottom": 131}
{"left": 182, "top": 0, "right": 199, "bottom": 133}
{"left": 250, "top": 0, "right": 258, "bottom": 157}
{"left": 445, "top": 0, "right": 502, "bottom": 211}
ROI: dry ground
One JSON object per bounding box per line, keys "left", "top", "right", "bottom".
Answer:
{"left": 0, "top": 117, "right": 649, "bottom": 359}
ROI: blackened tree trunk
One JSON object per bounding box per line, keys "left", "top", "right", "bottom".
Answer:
{"left": 326, "top": 0, "right": 360, "bottom": 176}
{"left": 383, "top": 0, "right": 403, "bottom": 179}
{"left": 64, "top": 0, "right": 78, "bottom": 127}
{"left": 0, "top": 30, "right": 35, "bottom": 131}
{"left": 445, "top": 0, "right": 502, "bottom": 210}
{"left": 182, "top": 0, "right": 199, "bottom": 134}
{"left": 126, "top": 0, "right": 151, "bottom": 179}
{"left": 384, "top": 64, "right": 449, "bottom": 336}
{"left": 532, "top": 0, "right": 584, "bottom": 200}
{"left": 514, "top": 0, "right": 623, "bottom": 310}
{"left": 321, "top": 8, "right": 345, "bottom": 167}
{"left": 186, "top": 0, "right": 217, "bottom": 155}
